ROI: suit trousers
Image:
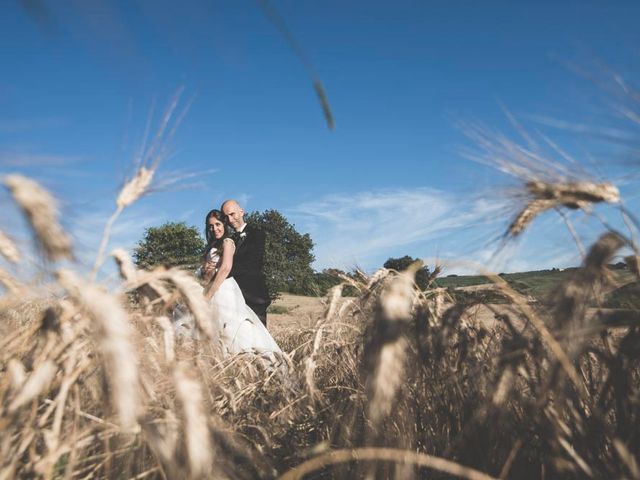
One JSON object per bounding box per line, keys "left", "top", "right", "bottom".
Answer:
{"left": 248, "top": 301, "right": 267, "bottom": 327}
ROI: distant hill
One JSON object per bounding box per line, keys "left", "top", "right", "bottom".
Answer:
{"left": 435, "top": 267, "right": 635, "bottom": 305}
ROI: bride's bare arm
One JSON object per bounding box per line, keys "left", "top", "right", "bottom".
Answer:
{"left": 204, "top": 238, "right": 235, "bottom": 300}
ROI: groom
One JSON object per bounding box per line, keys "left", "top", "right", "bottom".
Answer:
{"left": 221, "top": 199, "right": 271, "bottom": 326}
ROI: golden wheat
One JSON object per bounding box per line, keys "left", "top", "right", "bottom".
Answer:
{"left": 4, "top": 174, "right": 72, "bottom": 261}
{"left": 173, "top": 364, "right": 215, "bottom": 478}
{"left": 0, "top": 229, "right": 20, "bottom": 263}
{"left": 56, "top": 269, "right": 142, "bottom": 430}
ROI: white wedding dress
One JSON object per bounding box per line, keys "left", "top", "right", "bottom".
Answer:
{"left": 175, "top": 245, "right": 285, "bottom": 368}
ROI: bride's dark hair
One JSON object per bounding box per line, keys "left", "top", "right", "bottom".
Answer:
{"left": 204, "top": 209, "right": 233, "bottom": 257}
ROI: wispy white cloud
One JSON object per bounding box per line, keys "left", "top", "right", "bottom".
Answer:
{"left": 289, "top": 188, "right": 505, "bottom": 270}
{"left": 288, "top": 187, "right": 618, "bottom": 274}
{"left": 437, "top": 241, "right": 583, "bottom": 276}
{"left": 70, "top": 204, "right": 165, "bottom": 271}
{"left": 0, "top": 149, "right": 84, "bottom": 167}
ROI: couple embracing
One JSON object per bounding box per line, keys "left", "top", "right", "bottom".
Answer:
{"left": 196, "top": 200, "right": 284, "bottom": 363}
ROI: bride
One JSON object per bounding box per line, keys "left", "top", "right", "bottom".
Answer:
{"left": 199, "top": 209, "right": 285, "bottom": 363}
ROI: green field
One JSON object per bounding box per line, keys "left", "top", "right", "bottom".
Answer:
{"left": 434, "top": 268, "right": 575, "bottom": 296}
{"left": 434, "top": 274, "right": 493, "bottom": 288}
{"left": 435, "top": 267, "right": 636, "bottom": 305}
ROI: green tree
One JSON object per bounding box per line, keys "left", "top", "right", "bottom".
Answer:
{"left": 133, "top": 222, "right": 205, "bottom": 270}
{"left": 383, "top": 255, "right": 431, "bottom": 290}
{"left": 245, "top": 210, "right": 315, "bottom": 298}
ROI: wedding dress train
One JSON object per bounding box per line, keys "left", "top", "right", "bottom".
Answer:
{"left": 212, "top": 276, "right": 283, "bottom": 360}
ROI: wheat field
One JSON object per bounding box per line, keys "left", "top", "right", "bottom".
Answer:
{"left": 1, "top": 142, "right": 639, "bottom": 480}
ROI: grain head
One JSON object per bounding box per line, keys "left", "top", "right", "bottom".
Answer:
{"left": 4, "top": 174, "right": 72, "bottom": 261}
{"left": 116, "top": 166, "right": 154, "bottom": 209}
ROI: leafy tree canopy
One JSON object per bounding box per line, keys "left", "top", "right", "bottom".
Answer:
{"left": 383, "top": 255, "right": 431, "bottom": 290}
{"left": 245, "top": 210, "right": 315, "bottom": 299}
{"left": 133, "top": 222, "right": 205, "bottom": 270}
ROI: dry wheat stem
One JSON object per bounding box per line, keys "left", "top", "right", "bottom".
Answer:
{"left": 57, "top": 269, "right": 141, "bottom": 430}
{"left": 269, "top": 394, "right": 309, "bottom": 420}
{"left": 556, "top": 208, "right": 586, "bottom": 258}
{"left": 551, "top": 232, "right": 625, "bottom": 369}
{"left": 464, "top": 124, "right": 574, "bottom": 181}
{"left": 613, "top": 439, "right": 640, "bottom": 479}
{"left": 278, "top": 448, "right": 498, "bottom": 480}
{"left": 173, "top": 364, "right": 213, "bottom": 477}
{"left": 4, "top": 174, "right": 72, "bottom": 261}
{"left": 90, "top": 206, "right": 124, "bottom": 282}
{"left": 130, "top": 466, "right": 161, "bottom": 479}
{"left": 111, "top": 248, "right": 138, "bottom": 283}
{"left": 7, "top": 360, "right": 57, "bottom": 413}
{"left": 619, "top": 206, "right": 639, "bottom": 249}
{"left": 498, "top": 438, "right": 523, "bottom": 480}
{"left": 485, "top": 271, "right": 588, "bottom": 398}
{"left": 0, "top": 230, "right": 20, "bottom": 263}
{"left": 140, "top": 87, "right": 185, "bottom": 168}
{"left": 50, "top": 354, "right": 91, "bottom": 444}
{"left": 0, "top": 267, "right": 23, "bottom": 294}
{"left": 6, "top": 358, "right": 27, "bottom": 390}
{"left": 367, "top": 337, "right": 409, "bottom": 426}
{"left": 324, "top": 284, "right": 343, "bottom": 321}
{"left": 156, "top": 316, "right": 175, "bottom": 364}
{"left": 162, "top": 269, "right": 217, "bottom": 342}
{"left": 140, "top": 410, "right": 180, "bottom": 473}
{"left": 366, "top": 270, "right": 415, "bottom": 427}
{"left": 91, "top": 167, "right": 155, "bottom": 280}
{"left": 558, "top": 437, "right": 594, "bottom": 478}
{"left": 303, "top": 323, "right": 325, "bottom": 399}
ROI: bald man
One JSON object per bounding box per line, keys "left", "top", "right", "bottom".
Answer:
{"left": 221, "top": 199, "right": 271, "bottom": 325}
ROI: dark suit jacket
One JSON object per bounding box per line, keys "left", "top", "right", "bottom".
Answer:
{"left": 229, "top": 225, "right": 271, "bottom": 308}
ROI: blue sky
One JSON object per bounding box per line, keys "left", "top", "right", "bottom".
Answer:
{"left": 1, "top": 1, "right": 639, "bottom": 276}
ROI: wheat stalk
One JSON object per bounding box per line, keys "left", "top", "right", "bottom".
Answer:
{"left": 91, "top": 167, "right": 155, "bottom": 280}
{"left": 4, "top": 174, "right": 72, "bottom": 261}
{"left": 111, "top": 248, "right": 139, "bottom": 283}
{"left": 91, "top": 89, "right": 190, "bottom": 280}
{"left": 278, "top": 447, "right": 498, "bottom": 480}
{"left": 7, "top": 360, "right": 57, "bottom": 413}
{"left": 550, "top": 232, "right": 625, "bottom": 356}
{"left": 157, "top": 316, "right": 175, "bottom": 364}
{"left": 0, "top": 230, "right": 20, "bottom": 263}
{"left": 509, "top": 181, "right": 620, "bottom": 237}
{"left": 173, "top": 364, "right": 214, "bottom": 477}
{"left": 56, "top": 269, "right": 141, "bottom": 430}
{"left": 364, "top": 265, "right": 416, "bottom": 429}
{"left": 0, "top": 267, "right": 23, "bottom": 294}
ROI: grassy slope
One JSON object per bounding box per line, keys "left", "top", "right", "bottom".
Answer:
{"left": 435, "top": 267, "right": 636, "bottom": 304}
{"left": 434, "top": 269, "right": 575, "bottom": 296}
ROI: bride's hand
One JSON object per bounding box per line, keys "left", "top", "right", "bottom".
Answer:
{"left": 202, "top": 260, "right": 216, "bottom": 280}
{"left": 203, "top": 286, "right": 214, "bottom": 301}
